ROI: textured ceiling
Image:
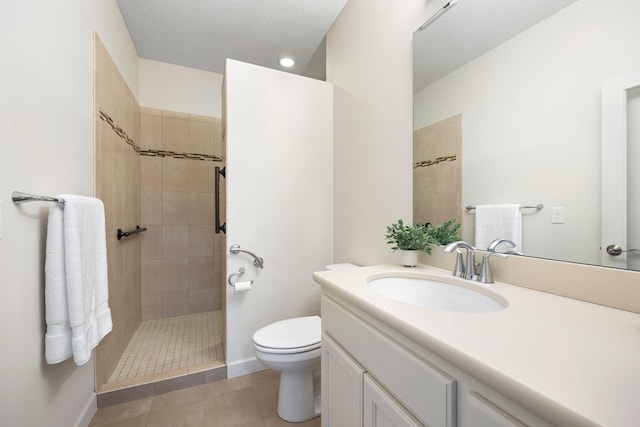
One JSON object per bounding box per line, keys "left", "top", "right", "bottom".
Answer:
{"left": 116, "top": 0, "right": 348, "bottom": 78}
{"left": 414, "top": 0, "right": 579, "bottom": 91}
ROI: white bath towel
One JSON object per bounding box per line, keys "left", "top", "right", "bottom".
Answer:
{"left": 474, "top": 204, "right": 522, "bottom": 252}
{"left": 44, "top": 195, "right": 112, "bottom": 365}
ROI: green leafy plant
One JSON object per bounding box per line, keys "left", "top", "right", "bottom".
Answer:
{"left": 385, "top": 219, "right": 437, "bottom": 254}
{"left": 425, "top": 219, "right": 461, "bottom": 246}
{"left": 385, "top": 219, "right": 461, "bottom": 255}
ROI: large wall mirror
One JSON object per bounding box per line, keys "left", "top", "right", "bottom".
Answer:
{"left": 413, "top": 0, "right": 640, "bottom": 269}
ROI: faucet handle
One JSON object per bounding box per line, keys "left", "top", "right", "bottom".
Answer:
{"left": 443, "top": 240, "right": 474, "bottom": 253}
{"left": 443, "top": 241, "right": 476, "bottom": 280}
{"left": 478, "top": 252, "right": 508, "bottom": 284}
{"left": 487, "top": 238, "right": 516, "bottom": 252}
{"left": 452, "top": 249, "right": 465, "bottom": 277}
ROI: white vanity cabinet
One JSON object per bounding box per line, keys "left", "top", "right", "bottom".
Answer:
{"left": 321, "top": 332, "right": 425, "bottom": 427}
{"left": 321, "top": 294, "right": 554, "bottom": 427}
{"left": 322, "top": 295, "right": 456, "bottom": 427}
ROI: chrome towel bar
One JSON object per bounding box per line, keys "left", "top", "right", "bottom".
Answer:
{"left": 12, "top": 191, "right": 62, "bottom": 204}
{"left": 465, "top": 203, "right": 543, "bottom": 212}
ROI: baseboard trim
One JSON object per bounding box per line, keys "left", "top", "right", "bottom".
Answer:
{"left": 226, "top": 357, "right": 266, "bottom": 379}
{"left": 73, "top": 392, "right": 97, "bottom": 427}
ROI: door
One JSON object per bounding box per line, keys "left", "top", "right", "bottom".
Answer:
{"left": 224, "top": 59, "right": 334, "bottom": 377}
{"left": 601, "top": 71, "right": 640, "bottom": 269}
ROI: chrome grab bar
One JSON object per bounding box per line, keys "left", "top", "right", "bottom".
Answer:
{"left": 229, "top": 244, "right": 264, "bottom": 268}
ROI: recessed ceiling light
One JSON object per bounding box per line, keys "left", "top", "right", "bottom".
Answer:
{"left": 279, "top": 57, "right": 295, "bottom": 68}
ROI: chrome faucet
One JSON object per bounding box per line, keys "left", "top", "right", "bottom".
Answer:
{"left": 443, "top": 241, "right": 476, "bottom": 280}
{"left": 487, "top": 238, "right": 515, "bottom": 252}
{"left": 488, "top": 238, "right": 524, "bottom": 255}
{"left": 478, "top": 252, "right": 508, "bottom": 284}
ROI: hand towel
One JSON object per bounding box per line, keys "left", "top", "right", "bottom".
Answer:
{"left": 474, "top": 204, "right": 522, "bottom": 252}
{"left": 44, "top": 202, "right": 73, "bottom": 363}
{"left": 44, "top": 195, "right": 112, "bottom": 365}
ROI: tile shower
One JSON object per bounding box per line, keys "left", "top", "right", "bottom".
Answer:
{"left": 139, "top": 108, "right": 224, "bottom": 320}
{"left": 94, "top": 36, "right": 226, "bottom": 403}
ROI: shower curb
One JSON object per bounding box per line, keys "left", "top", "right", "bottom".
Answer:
{"left": 96, "top": 365, "right": 227, "bottom": 407}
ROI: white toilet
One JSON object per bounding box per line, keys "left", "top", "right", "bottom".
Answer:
{"left": 252, "top": 263, "right": 358, "bottom": 422}
{"left": 253, "top": 315, "right": 322, "bottom": 422}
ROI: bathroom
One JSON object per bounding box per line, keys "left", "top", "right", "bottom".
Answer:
{"left": 1, "top": 0, "right": 640, "bottom": 426}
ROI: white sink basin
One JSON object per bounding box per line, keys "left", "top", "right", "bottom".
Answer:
{"left": 368, "top": 276, "right": 507, "bottom": 313}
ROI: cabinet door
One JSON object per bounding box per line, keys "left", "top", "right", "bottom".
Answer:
{"left": 363, "top": 374, "right": 424, "bottom": 427}
{"left": 322, "top": 334, "right": 365, "bottom": 427}
{"left": 467, "top": 392, "right": 526, "bottom": 427}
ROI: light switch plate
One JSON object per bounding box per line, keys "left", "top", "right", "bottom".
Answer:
{"left": 551, "top": 206, "right": 565, "bottom": 224}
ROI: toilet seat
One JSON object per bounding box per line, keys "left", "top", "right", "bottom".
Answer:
{"left": 253, "top": 316, "right": 321, "bottom": 354}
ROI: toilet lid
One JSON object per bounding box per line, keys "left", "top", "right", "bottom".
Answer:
{"left": 253, "top": 316, "right": 321, "bottom": 352}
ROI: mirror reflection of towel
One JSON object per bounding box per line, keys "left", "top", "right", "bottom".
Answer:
{"left": 474, "top": 204, "right": 522, "bottom": 252}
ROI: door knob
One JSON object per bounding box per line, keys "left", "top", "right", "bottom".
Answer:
{"left": 605, "top": 244, "right": 640, "bottom": 256}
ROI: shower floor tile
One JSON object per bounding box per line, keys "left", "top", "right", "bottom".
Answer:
{"left": 107, "top": 311, "right": 224, "bottom": 386}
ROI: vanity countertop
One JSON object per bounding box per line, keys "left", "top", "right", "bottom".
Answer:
{"left": 313, "top": 264, "right": 640, "bottom": 427}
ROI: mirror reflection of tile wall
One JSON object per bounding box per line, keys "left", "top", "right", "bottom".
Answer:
{"left": 413, "top": 114, "right": 462, "bottom": 229}
{"left": 139, "top": 108, "right": 225, "bottom": 320}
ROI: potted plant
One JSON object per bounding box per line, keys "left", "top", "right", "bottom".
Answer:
{"left": 385, "top": 219, "right": 435, "bottom": 267}
{"left": 385, "top": 219, "right": 461, "bottom": 267}
{"left": 425, "top": 219, "right": 461, "bottom": 246}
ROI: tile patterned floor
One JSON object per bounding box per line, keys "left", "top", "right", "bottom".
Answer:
{"left": 108, "top": 311, "right": 224, "bottom": 384}
{"left": 90, "top": 369, "right": 322, "bottom": 427}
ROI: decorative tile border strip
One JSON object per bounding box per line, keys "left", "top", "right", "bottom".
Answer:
{"left": 99, "top": 109, "right": 223, "bottom": 162}
{"left": 99, "top": 110, "right": 140, "bottom": 153}
{"left": 414, "top": 155, "right": 457, "bottom": 169}
{"left": 139, "top": 149, "right": 223, "bottom": 162}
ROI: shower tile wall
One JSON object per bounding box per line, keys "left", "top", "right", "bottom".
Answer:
{"left": 94, "top": 36, "right": 142, "bottom": 390}
{"left": 139, "top": 108, "right": 225, "bottom": 320}
{"left": 413, "top": 114, "right": 462, "bottom": 228}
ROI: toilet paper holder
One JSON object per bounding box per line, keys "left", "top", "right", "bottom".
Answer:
{"left": 228, "top": 267, "right": 253, "bottom": 288}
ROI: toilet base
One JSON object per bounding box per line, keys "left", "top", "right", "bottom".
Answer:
{"left": 277, "top": 370, "right": 320, "bottom": 422}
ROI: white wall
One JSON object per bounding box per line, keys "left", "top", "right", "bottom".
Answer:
{"left": 0, "top": 1, "right": 138, "bottom": 426}
{"left": 326, "top": 0, "right": 446, "bottom": 266}
{"left": 224, "top": 59, "right": 333, "bottom": 377}
{"left": 414, "top": 0, "right": 640, "bottom": 264}
{"left": 138, "top": 58, "right": 223, "bottom": 117}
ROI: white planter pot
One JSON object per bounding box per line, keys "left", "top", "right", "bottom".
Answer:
{"left": 400, "top": 250, "right": 418, "bottom": 267}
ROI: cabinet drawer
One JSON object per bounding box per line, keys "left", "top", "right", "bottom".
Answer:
{"left": 323, "top": 296, "right": 456, "bottom": 427}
